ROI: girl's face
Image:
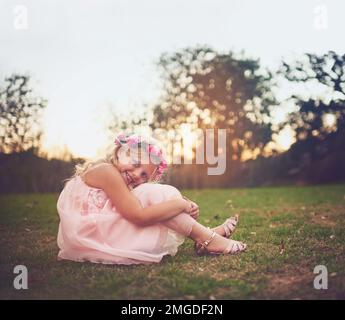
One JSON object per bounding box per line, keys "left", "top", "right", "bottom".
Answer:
{"left": 116, "top": 147, "right": 157, "bottom": 189}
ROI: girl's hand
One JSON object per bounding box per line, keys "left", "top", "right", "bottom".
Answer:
{"left": 183, "top": 196, "right": 200, "bottom": 220}
{"left": 189, "top": 200, "right": 200, "bottom": 220}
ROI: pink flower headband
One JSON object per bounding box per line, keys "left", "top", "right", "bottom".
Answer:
{"left": 114, "top": 132, "right": 168, "bottom": 181}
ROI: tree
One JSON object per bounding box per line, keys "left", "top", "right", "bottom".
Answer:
{"left": 148, "top": 46, "right": 277, "bottom": 188}
{"left": 280, "top": 51, "right": 345, "bottom": 141}
{"left": 151, "top": 47, "right": 275, "bottom": 162}
{"left": 269, "top": 51, "right": 345, "bottom": 184}
{"left": 0, "top": 74, "right": 47, "bottom": 153}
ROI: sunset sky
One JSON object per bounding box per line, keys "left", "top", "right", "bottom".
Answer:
{"left": 1, "top": 0, "right": 344, "bottom": 158}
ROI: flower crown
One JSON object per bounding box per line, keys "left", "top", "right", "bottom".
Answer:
{"left": 114, "top": 132, "right": 168, "bottom": 181}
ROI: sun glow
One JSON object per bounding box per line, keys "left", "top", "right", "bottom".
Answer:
{"left": 323, "top": 113, "right": 337, "bottom": 128}
{"left": 273, "top": 126, "right": 296, "bottom": 151}
{"left": 41, "top": 119, "right": 109, "bottom": 160}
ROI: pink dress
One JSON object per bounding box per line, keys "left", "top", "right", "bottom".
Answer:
{"left": 57, "top": 176, "right": 196, "bottom": 265}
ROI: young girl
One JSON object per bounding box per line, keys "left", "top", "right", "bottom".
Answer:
{"left": 57, "top": 133, "right": 247, "bottom": 265}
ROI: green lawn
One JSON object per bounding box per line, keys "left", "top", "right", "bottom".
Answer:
{"left": 1, "top": 184, "right": 345, "bottom": 299}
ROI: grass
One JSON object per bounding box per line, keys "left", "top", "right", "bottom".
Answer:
{"left": 1, "top": 184, "right": 345, "bottom": 299}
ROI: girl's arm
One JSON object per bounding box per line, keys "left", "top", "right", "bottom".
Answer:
{"left": 82, "top": 163, "right": 190, "bottom": 226}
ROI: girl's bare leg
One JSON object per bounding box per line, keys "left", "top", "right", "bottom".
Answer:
{"left": 166, "top": 214, "right": 243, "bottom": 253}
{"left": 134, "top": 183, "right": 245, "bottom": 253}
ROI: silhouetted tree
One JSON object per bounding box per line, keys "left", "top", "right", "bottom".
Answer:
{"left": 149, "top": 47, "right": 276, "bottom": 187}
{"left": 151, "top": 47, "right": 275, "bottom": 161}
{"left": 0, "top": 74, "right": 47, "bottom": 153}
{"left": 259, "top": 51, "right": 345, "bottom": 185}
{"left": 280, "top": 51, "right": 345, "bottom": 141}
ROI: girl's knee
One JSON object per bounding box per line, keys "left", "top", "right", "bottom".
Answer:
{"left": 132, "top": 183, "right": 182, "bottom": 206}
{"left": 158, "top": 184, "right": 182, "bottom": 200}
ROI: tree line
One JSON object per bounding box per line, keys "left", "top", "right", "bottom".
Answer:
{"left": 1, "top": 48, "right": 344, "bottom": 192}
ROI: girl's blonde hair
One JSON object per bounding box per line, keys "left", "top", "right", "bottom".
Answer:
{"left": 70, "top": 132, "right": 167, "bottom": 183}
{"left": 63, "top": 146, "right": 120, "bottom": 187}
{"left": 74, "top": 145, "right": 120, "bottom": 177}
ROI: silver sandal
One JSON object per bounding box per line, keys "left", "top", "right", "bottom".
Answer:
{"left": 195, "top": 230, "right": 247, "bottom": 256}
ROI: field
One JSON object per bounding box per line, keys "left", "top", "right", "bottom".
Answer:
{"left": 1, "top": 184, "right": 345, "bottom": 299}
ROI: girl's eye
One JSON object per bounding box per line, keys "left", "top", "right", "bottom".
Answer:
{"left": 141, "top": 172, "right": 148, "bottom": 180}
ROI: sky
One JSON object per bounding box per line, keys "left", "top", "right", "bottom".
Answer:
{"left": 1, "top": 0, "right": 344, "bottom": 158}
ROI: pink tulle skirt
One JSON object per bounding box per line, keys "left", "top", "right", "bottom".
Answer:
{"left": 57, "top": 176, "right": 196, "bottom": 265}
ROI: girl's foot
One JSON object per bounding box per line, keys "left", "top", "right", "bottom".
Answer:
{"left": 195, "top": 231, "right": 247, "bottom": 256}
{"left": 212, "top": 214, "right": 239, "bottom": 238}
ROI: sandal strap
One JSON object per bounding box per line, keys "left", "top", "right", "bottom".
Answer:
{"left": 223, "top": 223, "right": 232, "bottom": 237}
{"left": 198, "top": 230, "right": 217, "bottom": 250}
{"left": 223, "top": 240, "right": 246, "bottom": 254}
{"left": 223, "top": 218, "right": 237, "bottom": 237}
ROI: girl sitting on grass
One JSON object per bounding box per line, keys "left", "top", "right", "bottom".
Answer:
{"left": 57, "top": 133, "right": 247, "bottom": 265}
